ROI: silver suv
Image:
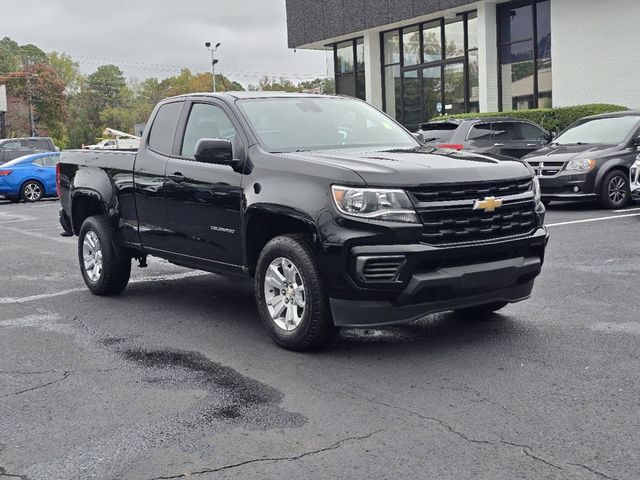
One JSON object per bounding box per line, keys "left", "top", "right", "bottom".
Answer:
{"left": 0, "top": 137, "right": 57, "bottom": 164}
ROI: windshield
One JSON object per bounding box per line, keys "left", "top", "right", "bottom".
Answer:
{"left": 554, "top": 116, "right": 640, "bottom": 145}
{"left": 238, "top": 96, "right": 418, "bottom": 152}
{"left": 1, "top": 155, "right": 35, "bottom": 167}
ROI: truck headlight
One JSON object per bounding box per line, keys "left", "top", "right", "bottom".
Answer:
{"left": 332, "top": 186, "right": 419, "bottom": 223}
{"left": 532, "top": 176, "right": 541, "bottom": 203}
{"left": 566, "top": 159, "right": 596, "bottom": 171}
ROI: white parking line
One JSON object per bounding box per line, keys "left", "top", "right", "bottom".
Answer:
{"left": 0, "top": 225, "right": 72, "bottom": 244}
{"left": 547, "top": 212, "right": 640, "bottom": 227}
{"left": 0, "top": 271, "right": 210, "bottom": 305}
{"left": 0, "top": 212, "right": 37, "bottom": 224}
{"left": 612, "top": 207, "right": 640, "bottom": 213}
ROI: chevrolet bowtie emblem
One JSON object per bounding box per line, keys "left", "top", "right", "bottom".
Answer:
{"left": 473, "top": 196, "right": 503, "bottom": 212}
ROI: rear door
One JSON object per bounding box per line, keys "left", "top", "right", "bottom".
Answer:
{"left": 489, "top": 121, "right": 526, "bottom": 158}
{"left": 163, "top": 100, "right": 245, "bottom": 266}
{"left": 33, "top": 154, "right": 59, "bottom": 193}
{"left": 133, "top": 100, "right": 185, "bottom": 250}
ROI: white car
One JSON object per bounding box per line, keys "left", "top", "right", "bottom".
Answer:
{"left": 631, "top": 156, "right": 640, "bottom": 202}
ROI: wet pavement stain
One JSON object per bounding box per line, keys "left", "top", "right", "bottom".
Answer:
{"left": 119, "top": 347, "right": 306, "bottom": 430}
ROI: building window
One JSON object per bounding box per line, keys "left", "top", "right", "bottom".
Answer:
{"left": 498, "top": 0, "right": 552, "bottom": 111}
{"left": 381, "top": 12, "right": 478, "bottom": 131}
{"left": 333, "top": 38, "right": 366, "bottom": 100}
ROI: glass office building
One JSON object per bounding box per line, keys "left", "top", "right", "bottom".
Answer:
{"left": 286, "top": 0, "right": 640, "bottom": 129}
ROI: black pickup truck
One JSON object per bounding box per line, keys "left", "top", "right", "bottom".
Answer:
{"left": 58, "top": 92, "right": 548, "bottom": 350}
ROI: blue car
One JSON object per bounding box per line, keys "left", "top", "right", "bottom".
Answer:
{"left": 0, "top": 152, "right": 60, "bottom": 202}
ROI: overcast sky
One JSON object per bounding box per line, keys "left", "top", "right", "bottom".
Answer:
{"left": 2, "top": 0, "right": 330, "bottom": 87}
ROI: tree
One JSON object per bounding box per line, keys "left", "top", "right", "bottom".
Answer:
{"left": 30, "top": 64, "right": 68, "bottom": 141}
{"left": 85, "top": 65, "right": 127, "bottom": 128}
{"left": 87, "top": 65, "right": 127, "bottom": 110}
{"left": 0, "top": 37, "right": 20, "bottom": 74}
{"left": 19, "top": 44, "right": 48, "bottom": 66}
{"left": 47, "top": 52, "right": 81, "bottom": 93}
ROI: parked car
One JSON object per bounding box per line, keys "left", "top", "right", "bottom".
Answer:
{"left": 417, "top": 118, "right": 551, "bottom": 159}
{"left": 58, "top": 92, "right": 548, "bottom": 351}
{"left": 0, "top": 152, "right": 60, "bottom": 202}
{"left": 631, "top": 157, "right": 640, "bottom": 202}
{"left": 0, "top": 137, "right": 57, "bottom": 164}
{"left": 523, "top": 110, "right": 640, "bottom": 209}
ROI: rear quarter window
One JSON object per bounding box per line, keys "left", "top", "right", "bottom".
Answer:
{"left": 148, "top": 102, "right": 184, "bottom": 155}
{"left": 467, "top": 123, "right": 492, "bottom": 140}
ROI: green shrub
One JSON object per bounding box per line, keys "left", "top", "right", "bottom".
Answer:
{"left": 433, "top": 104, "right": 628, "bottom": 133}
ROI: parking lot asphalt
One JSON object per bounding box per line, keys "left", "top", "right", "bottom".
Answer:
{"left": 0, "top": 198, "right": 639, "bottom": 480}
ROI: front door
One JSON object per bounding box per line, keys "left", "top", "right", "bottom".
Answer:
{"left": 164, "top": 101, "right": 244, "bottom": 267}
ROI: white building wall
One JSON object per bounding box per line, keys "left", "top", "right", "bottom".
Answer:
{"left": 363, "top": 31, "right": 384, "bottom": 109}
{"left": 552, "top": 0, "right": 640, "bottom": 109}
{"left": 477, "top": 2, "right": 499, "bottom": 112}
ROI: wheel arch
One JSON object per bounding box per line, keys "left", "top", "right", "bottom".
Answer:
{"left": 244, "top": 205, "right": 319, "bottom": 275}
{"left": 70, "top": 189, "right": 108, "bottom": 235}
{"left": 594, "top": 159, "right": 631, "bottom": 192}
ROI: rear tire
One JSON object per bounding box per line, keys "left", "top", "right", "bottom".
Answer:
{"left": 599, "top": 170, "right": 630, "bottom": 209}
{"left": 78, "top": 215, "right": 131, "bottom": 295}
{"left": 255, "top": 234, "right": 337, "bottom": 351}
{"left": 454, "top": 301, "right": 509, "bottom": 318}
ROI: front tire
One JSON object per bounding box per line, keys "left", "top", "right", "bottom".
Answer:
{"left": 599, "top": 170, "right": 630, "bottom": 209}
{"left": 21, "top": 180, "right": 44, "bottom": 202}
{"left": 78, "top": 215, "right": 131, "bottom": 295}
{"left": 255, "top": 234, "right": 336, "bottom": 351}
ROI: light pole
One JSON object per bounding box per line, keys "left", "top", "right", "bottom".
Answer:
{"left": 205, "top": 42, "right": 221, "bottom": 93}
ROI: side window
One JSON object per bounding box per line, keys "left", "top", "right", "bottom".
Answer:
{"left": 32, "top": 157, "right": 45, "bottom": 166}
{"left": 517, "top": 122, "right": 547, "bottom": 141}
{"left": 467, "top": 123, "right": 492, "bottom": 141}
{"left": 104, "top": 140, "right": 115, "bottom": 147}
{"left": 148, "top": 102, "right": 184, "bottom": 155}
{"left": 491, "top": 122, "right": 520, "bottom": 141}
{"left": 2, "top": 140, "right": 21, "bottom": 149}
{"left": 181, "top": 103, "right": 237, "bottom": 160}
{"left": 44, "top": 155, "right": 60, "bottom": 166}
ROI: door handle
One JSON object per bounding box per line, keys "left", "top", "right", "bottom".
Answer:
{"left": 526, "top": 143, "right": 538, "bottom": 147}
{"left": 494, "top": 143, "right": 504, "bottom": 147}
{"left": 168, "top": 172, "right": 185, "bottom": 183}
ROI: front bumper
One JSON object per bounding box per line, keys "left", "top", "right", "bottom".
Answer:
{"left": 328, "top": 228, "right": 548, "bottom": 327}
{"left": 538, "top": 171, "right": 597, "bottom": 202}
{"left": 631, "top": 164, "right": 640, "bottom": 202}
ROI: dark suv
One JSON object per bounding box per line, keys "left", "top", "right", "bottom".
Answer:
{"left": 417, "top": 118, "right": 551, "bottom": 159}
{"left": 523, "top": 110, "right": 640, "bottom": 209}
{"left": 0, "top": 137, "right": 57, "bottom": 164}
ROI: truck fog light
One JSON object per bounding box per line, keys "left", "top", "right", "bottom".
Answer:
{"left": 574, "top": 186, "right": 580, "bottom": 192}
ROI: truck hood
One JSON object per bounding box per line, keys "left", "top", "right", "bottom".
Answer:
{"left": 286, "top": 147, "right": 532, "bottom": 186}
{"left": 523, "top": 144, "right": 620, "bottom": 163}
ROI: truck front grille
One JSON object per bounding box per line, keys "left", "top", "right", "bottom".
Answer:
{"left": 409, "top": 178, "right": 532, "bottom": 202}
{"left": 525, "top": 160, "right": 565, "bottom": 176}
{"left": 419, "top": 202, "right": 537, "bottom": 245}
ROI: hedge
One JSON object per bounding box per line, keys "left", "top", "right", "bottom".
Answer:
{"left": 432, "top": 104, "right": 628, "bottom": 133}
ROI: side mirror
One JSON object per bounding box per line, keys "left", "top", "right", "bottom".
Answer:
{"left": 412, "top": 132, "right": 425, "bottom": 144}
{"left": 632, "top": 136, "right": 640, "bottom": 147}
{"left": 194, "top": 138, "right": 242, "bottom": 170}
